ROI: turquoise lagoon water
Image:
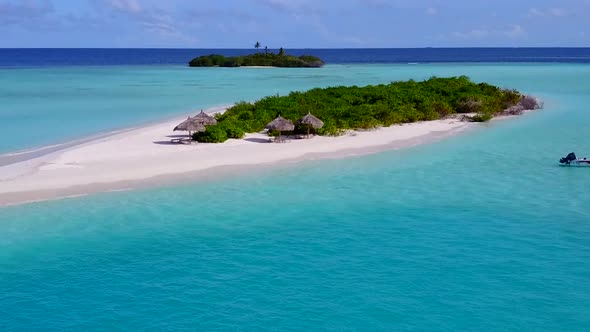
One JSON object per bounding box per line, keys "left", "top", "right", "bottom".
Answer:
{"left": 1, "top": 64, "right": 590, "bottom": 330}
{"left": 0, "top": 63, "right": 585, "bottom": 154}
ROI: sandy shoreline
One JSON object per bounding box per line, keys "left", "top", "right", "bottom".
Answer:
{"left": 0, "top": 108, "right": 476, "bottom": 206}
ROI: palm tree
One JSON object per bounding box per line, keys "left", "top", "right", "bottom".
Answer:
{"left": 264, "top": 46, "right": 269, "bottom": 55}
{"left": 254, "top": 41, "right": 261, "bottom": 52}
{"left": 278, "top": 47, "right": 285, "bottom": 56}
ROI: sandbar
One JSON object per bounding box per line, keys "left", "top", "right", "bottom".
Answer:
{"left": 0, "top": 108, "right": 476, "bottom": 206}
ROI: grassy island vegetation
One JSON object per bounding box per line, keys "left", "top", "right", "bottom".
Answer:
{"left": 193, "top": 76, "right": 541, "bottom": 143}
{"left": 189, "top": 42, "right": 324, "bottom": 68}
{"left": 189, "top": 52, "right": 324, "bottom": 68}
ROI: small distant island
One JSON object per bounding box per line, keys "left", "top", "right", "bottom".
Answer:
{"left": 193, "top": 76, "right": 542, "bottom": 143}
{"left": 188, "top": 42, "right": 325, "bottom": 68}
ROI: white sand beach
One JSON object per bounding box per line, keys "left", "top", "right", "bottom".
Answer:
{"left": 0, "top": 109, "right": 475, "bottom": 205}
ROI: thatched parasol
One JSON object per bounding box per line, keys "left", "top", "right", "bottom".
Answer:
{"left": 193, "top": 110, "right": 217, "bottom": 126}
{"left": 266, "top": 115, "right": 294, "bottom": 142}
{"left": 297, "top": 112, "right": 324, "bottom": 137}
{"left": 174, "top": 117, "right": 205, "bottom": 139}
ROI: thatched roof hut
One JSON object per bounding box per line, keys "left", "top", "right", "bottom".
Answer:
{"left": 266, "top": 116, "right": 294, "bottom": 142}
{"left": 297, "top": 112, "right": 323, "bottom": 137}
{"left": 174, "top": 117, "right": 205, "bottom": 137}
{"left": 297, "top": 112, "right": 324, "bottom": 128}
{"left": 266, "top": 116, "right": 295, "bottom": 132}
{"left": 194, "top": 110, "right": 217, "bottom": 126}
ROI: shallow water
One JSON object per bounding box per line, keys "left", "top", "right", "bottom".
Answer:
{"left": 0, "top": 62, "right": 584, "bottom": 154}
{"left": 1, "top": 63, "right": 590, "bottom": 330}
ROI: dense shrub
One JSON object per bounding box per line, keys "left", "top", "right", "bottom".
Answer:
{"left": 195, "top": 76, "right": 534, "bottom": 143}
{"left": 316, "top": 123, "right": 346, "bottom": 136}
{"left": 192, "top": 126, "right": 228, "bottom": 143}
{"left": 222, "top": 123, "right": 246, "bottom": 139}
{"left": 432, "top": 101, "right": 454, "bottom": 118}
{"left": 468, "top": 113, "right": 493, "bottom": 122}
{"left": 502, "top": 89, "right": 522, "bottom": 107}
{"left": 188, "top": 53, "right": 325, "bottom": 68}
{"left": 188, "top": 54, "right": 226, "bottom": 67}
{"left": 456, "top": 99, "right": 483, "bottom": 113}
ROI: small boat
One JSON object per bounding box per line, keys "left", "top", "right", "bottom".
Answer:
{"left": 559, "top": 152, "right": 590, "bottom": 166}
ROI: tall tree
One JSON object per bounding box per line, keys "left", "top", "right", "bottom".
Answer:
{"left": 278, "top": 47, "right": 285, "bottom": 56}
{"left": 254, "top": 41, "right": 261, "bottom": 52}
{"left": 264, "top": 46, "right": 269, "bottom": 55}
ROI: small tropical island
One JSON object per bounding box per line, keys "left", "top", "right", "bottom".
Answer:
{"left": 191, "top": 76, "right": 541, "bottom": 143}
{"left": 188, "top": 42, "right": 325, "bottom": 68}
{"left": 0, "top": 76, "right": 542, "bottom": 205}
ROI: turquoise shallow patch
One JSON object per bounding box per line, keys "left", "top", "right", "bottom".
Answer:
{"left": 1, "top": 63, "right": 590, "bottom": 330}
{"left": 0, "top": 62, "right": 584, "bottom": 154}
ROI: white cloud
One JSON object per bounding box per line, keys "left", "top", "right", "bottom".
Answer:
{"left": 252, "top": 0, "right": 321, "bottom": 14}
{"left": 505, "top": 24, "right": 525, "bottom": 38}
{"left": 92, "top": 0, "right": 200, "bottom": 45}
{"left": 0, "top": 0, "right": 54, "bottom": 24}
{"left": 453, "top": 29, "right": 488, "bottom": 39}
{"left": 106, "top": 0, "right": 142, "bottom": 14}
{"left": 452, "top": 25, "right": 525, "bottom": 40}
{"left": 358, "top": 0, "right": 389, "bottom": 9}
{"left": 548, "top": 8, "right": 567, "bottom": 17}
{"left": 254, "top": 0, "right": 291, "bottom": 11}
{"left": 426, "top": 7, "right": 437, "bottom": 15}
{"left": 527, "top": 7, "right": 568, "bottom": 17}
{"left": 528, "top": 8, "right": 543, "bottom": 16}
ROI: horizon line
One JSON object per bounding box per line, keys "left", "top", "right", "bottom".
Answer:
{"left": 1, "top": 46, "right": 590, "bottom": 50}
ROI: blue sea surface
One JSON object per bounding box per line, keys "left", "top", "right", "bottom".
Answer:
{"left": 0, "top": 60, "right": 588, "bottom": 155}
{"left": 2, "top": 48, "right": 590, "bottom": 67}
{"left": 1, "top": 48, "right": 590, "bottom": 155}
{"left": 1, "top": 50, "right": 590, "bottom": 330}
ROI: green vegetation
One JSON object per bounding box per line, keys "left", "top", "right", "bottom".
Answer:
{"left": 189, "top": 53, "right": 325, "bottom": 68}
{"left": 193, "top": 76, "right": 534, "bottom": 143}
{"left": 467, "top": 113, "right": 494, "bottom": 122}
{"left": 189, "top": 41, "right": 325, "bottom": 68}
{"left": 193, "top": 121, "right": 245, "bottom": 142}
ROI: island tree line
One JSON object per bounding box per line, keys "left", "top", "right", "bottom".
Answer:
{"left": 192, "top": 76, "right": 541, "bottom": 143}
{"left": 189, "top": 42, "right": 324, "bottom": 68}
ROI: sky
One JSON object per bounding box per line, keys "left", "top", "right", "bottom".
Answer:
{"left": 0, "top": 0, "right": 589, "bottom": 48}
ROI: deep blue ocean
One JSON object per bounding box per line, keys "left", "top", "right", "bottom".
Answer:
{"left": 2, "top": 48, "right": 590, "bottom": 67}
{"left": 1, "top": 49, "right": 590, "bottom": 331}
